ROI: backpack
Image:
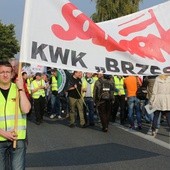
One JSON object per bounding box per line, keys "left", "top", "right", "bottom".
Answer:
{"left": 136, "top": 77, "right": 147, "bottom": 100}
{"left": 99, "top": 79, "right": 113, "bottom": 101}
{"left": 136, "top": 86, "right": 147, "bottom": 100}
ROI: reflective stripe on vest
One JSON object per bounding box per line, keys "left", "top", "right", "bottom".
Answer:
{"left": 114, "top": 76, "right": 125, "bottom": 95}
{"left": 0, "top": 83, "right": 27, "bottom": 141}
{"left": 0, "top": 114, "right": 26, "bottom": 121}
{"left": 31, "top": 80, "right": 45, "bottom": 99}
{"left": 51, "top": 76, "right": 58, "bottom": 91}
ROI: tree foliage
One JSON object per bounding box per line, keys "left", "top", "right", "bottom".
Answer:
{"left": 91, "top": 0, "right": 143, "bottom": 22}
{"left": 0, "top": 21, "right": 20, "bottom": 60}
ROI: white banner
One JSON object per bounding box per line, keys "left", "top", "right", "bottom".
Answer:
{"left": 21, "top": 63, "right": 45, "bottom": 75}
{"left": 20, "top": 0, "right": 170, "bottom": 75}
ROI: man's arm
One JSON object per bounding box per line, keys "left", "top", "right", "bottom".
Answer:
{"left": 67, "top": 78, "right": 77, "bottom": 91}
{"left": 16, "top": 77, "right": 31, "bottom": 114}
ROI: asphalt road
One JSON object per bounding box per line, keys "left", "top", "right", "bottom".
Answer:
{"left": 26, "top": 116, "right": 170, "bottom": 170}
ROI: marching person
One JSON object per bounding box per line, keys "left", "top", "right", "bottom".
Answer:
{"left": 82, "top": 72, "right": 96, "bottom": 126}
{"left": 31, "top": 72, "right": 46, "bottom": 125}
{"left": 49, "top": 68, "right": 62, "bottom": 119}
{"left": 144, "top": 75, "right": 161, "bottom": 135}
{"left": 112, "top": 75, "right": 126, "bottom": 125}
{"left": 67, "top": 71, "right": 86, "bottom": 128}
{"left": 8, "top": 57, "right": 19, "bottom": 82}
{"left": 124, "top": 75, "right": 142, "bottom": 130}
{"left": 150, "top": 74, "right": 170, "bottom": 136}
{"left": 0, "top": 60, "right": 31, "bottom": 170}
{"left": 93, "top": 74, "right": 115, "bottom": 132}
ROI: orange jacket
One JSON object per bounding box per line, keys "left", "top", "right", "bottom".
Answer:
{"left": 124, "top": 76, "right": 141, "bottom": 97}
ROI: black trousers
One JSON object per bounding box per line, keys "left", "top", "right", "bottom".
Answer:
{"left": 98, "top": 101, "right": 112, "bottom": 129}
{"left": 112, "top": 95, "right": 126, "bottom": 123}
{"left": 33, "top": 96, "right": 46, "bottom": 122}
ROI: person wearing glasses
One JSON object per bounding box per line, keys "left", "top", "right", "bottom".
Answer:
{"left": 0, "top": 60, "right": 31, "bottom": 170}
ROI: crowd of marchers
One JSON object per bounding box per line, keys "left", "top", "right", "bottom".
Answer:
{"left": 20, "top": 66, "right": 170, "bottom": 136}
{"left": 1, "top": 58, "right": 170, "bottom": 169}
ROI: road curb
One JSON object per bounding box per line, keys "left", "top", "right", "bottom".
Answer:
{"left": 112, "top": 123, "right": 170, "bottom": 150}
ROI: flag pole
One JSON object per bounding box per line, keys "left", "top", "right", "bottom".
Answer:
{"left": 13, "top": 62, "right": 22, "bottom": 148}
{"left": 13, "top": 0, "right": 29, "bottom": 149}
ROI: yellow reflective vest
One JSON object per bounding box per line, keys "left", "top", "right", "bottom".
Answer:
{"left": 31, "top": 80, "right": 45, "bottom": 99}
{"left": 82, "top": 77, "right": 95, "bottom": 97}
{"left": 51, "top": 76, "right": 58, "bottom": 91}
{"left": 0, "top": 83, "right": 27, "bottom": 141}
{"left": 113, "top": 76, "right": 125, "bottom": 95}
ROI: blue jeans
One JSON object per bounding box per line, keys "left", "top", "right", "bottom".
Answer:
{"left": 140, "top": 99, "right": 153, "bottom": 123}
{"left": 51, "top": 94, "right": 61, "bottom": 115}
{"left": 84, "top": 97, "right": 95, "bottom": 124}
{"left": 127, "top": 96, "right": 141, "bottom": 127}
{"left": 0, "top": 140, "right": 26, "bottom": 170}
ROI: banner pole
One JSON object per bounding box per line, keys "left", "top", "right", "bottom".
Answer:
{"left": 13, "top": 62, "right": 22, "bottom": 148}
{"left": 75, "top": 87, "right": 89, "bottom": 112}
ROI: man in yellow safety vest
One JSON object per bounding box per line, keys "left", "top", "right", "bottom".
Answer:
{"left": 0, "top": 60, "right": 31, "bottom": 169}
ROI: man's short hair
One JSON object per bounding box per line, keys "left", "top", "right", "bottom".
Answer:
{"left": 103, "top": 74, "right": 112, "bottom": 79}
{"left": 22, "top": 72, "right": 27, "bottom": 76}
{"left": 35, "top": 72, "right": 42, "bottom": 77}
{"left": 51, "top": 68, "right": 57, "bottom": 72}
{"left": 0, "top": 60, "right": 12, "bottom": 68}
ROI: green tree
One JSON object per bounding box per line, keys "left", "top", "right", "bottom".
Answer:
{"left": 91, "top": 0, "right": 143, "bottom": 22}
{"left": 0, "top": 21, "right": 20, "bottom": 60}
